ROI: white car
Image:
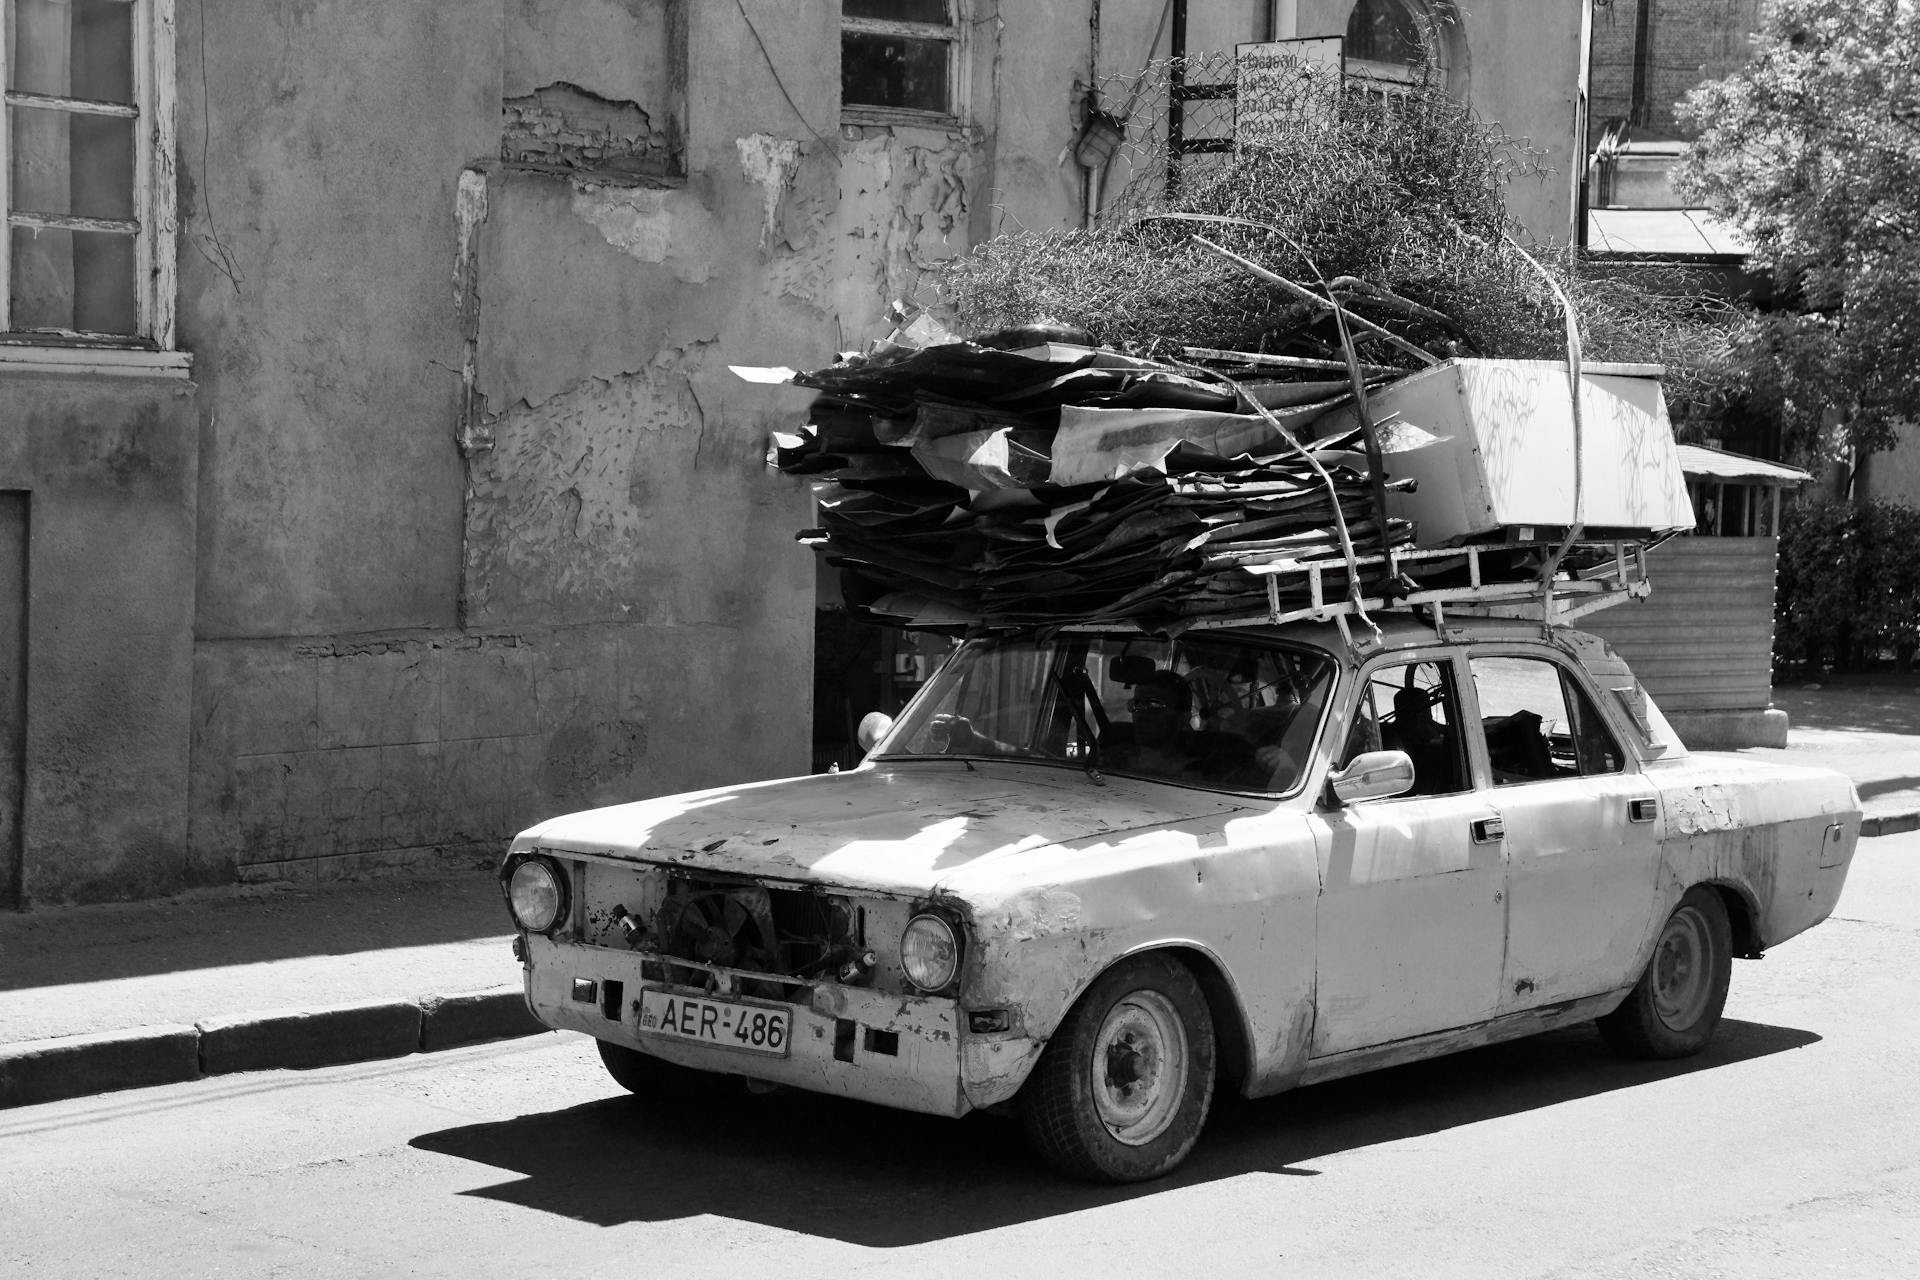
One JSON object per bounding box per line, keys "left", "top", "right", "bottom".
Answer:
{"left": 501, "top": 616, "right": 1859, "bottom": 1182}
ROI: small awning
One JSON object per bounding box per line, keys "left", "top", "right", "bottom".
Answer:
{"left": 1587, "top": 208, "right": 1752, "bottom": 258}
{"left": 1676, "top": 444, "right": 1810, "bottom": 486}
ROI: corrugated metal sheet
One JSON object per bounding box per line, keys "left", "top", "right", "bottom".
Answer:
{"left": 1676, "top": 445, "right": 1811, "bottom": 486}
{"left": 1583, "top": 536, "right": 1778, "bottom": 714}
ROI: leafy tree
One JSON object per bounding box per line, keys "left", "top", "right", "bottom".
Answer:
{"left": 1676, "top": 0, "right": 1920, "bottom": 462}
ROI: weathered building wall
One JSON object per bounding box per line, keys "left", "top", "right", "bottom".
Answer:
{"left": 179, "top": 0, "right": 494, "bottom": 639}
{"left": 182, "top": 0, "right": 988, "bottom": 888}
{"left": 0, "top": 373, "right": 198, "bottom": 904}
{"left": 12, "top": 1, "right": 1603, "bottom": 903}
{"left": 177, "top": 0, "right": 509, "bottom": 889}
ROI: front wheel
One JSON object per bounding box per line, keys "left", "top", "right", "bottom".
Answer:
{"left": 596, "top": 1038, "right": 740, "bottom": 1101}
{"left": 1598, "top": 886, "right": 1733, "bottom": 1059}
{"left": 1021, "top": 954, "right": 1216, "bottom": 1183}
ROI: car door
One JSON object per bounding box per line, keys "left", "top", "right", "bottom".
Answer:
{"left": 1465, "top": 649, "right": 1663, "bottom": 1012}
{"left": 1307, "top": 652, "right": 1508, "bottom": 1056}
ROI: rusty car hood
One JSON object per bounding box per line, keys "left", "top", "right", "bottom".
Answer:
{"left": 513, "top": 762, "right": 1255, "bottom": 897}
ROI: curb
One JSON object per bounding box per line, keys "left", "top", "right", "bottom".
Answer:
{"left": 0, "top": 985, "right": 545, "bottom": 1111}
{"left": 1862, "top": 811, "right": 1920, "bottom": 838}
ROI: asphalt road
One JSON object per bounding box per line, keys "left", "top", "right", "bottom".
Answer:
{"left": 5, "top": 838, "right": 1917, "bottom": 1280}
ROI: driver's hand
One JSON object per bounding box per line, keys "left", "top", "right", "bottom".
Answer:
{"left": 928, "top": 713, "right": 976, "bottom": 753}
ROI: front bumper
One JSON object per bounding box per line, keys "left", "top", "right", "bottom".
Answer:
{"left": 523, "top": 933, "right": 974, "bottom": 1117}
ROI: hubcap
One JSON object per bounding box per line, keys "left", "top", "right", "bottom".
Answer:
{"left": 1090, "top": 989, "right": 1188, "bottom": 1147}
{"left": 1651, "top": 904, "right": 1713, "bottom": 1030}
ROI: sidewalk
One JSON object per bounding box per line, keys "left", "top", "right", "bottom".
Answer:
{"left": 0, "top": 869, "right": 531, "bottom": 1108}
{"left": 5, "top": 683, "right": 1919, "bottom": 1111}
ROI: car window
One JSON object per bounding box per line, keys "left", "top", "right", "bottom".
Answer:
{"left": 1470, "top": 655, "right": 1626, "bottom": 785}
{"left": 1341, "top": 658, "right": 1469, "bottom": 796}
{"left": 879, "top": 633, "right": 1336, "bottom": 793}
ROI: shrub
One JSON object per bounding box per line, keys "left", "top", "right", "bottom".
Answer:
{"left": 1776, "top": 497, "right": 1920, "bottom": 672}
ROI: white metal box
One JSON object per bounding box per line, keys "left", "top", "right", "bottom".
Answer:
{"left": 1318, "top": 359, "right": 1696, "bottom": 545}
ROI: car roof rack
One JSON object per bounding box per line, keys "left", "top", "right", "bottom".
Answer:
{"left": 1170, "top": 535, "right": 1663, "bottom": 645}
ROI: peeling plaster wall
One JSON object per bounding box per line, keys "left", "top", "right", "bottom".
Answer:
{"left": 464, "top": 340, "right": 808, "bottom": 631}
{"left": 827, "top": 132, "right": 977, "bottom": 341}
{"left": 502, "top": 0, "right": 684, "bottom": 178}
{"left": 502, "top": 82, "right": 677, "bottom": 178}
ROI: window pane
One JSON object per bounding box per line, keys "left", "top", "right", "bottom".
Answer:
{"left": 843, "top": 32, "right": 951, "bottom": 112}
{"left": 845, "top": 0, "right": 949, "bottom": 23}
{"left": 1560, "top": 673, "right": 1626, "bottom": 775}
{"left": 9, "top": 225, "right": 137, "bottom": 334}
{"left": 8, "top": 0, "right": 136, "bottom": 104}
{"left": 1472, "top": 656, "right": 1578, "bottom": 785}
{"left": 9, "top": 105, "right": 136, "bottom": 220}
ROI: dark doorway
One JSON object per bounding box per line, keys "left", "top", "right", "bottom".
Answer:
{"left": 0, "top": 492, "right": 26, "bottom": 909}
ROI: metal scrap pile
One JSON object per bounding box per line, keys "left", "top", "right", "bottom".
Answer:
{"left": 752, "top": 322, "right": 1415, "bottom": 630}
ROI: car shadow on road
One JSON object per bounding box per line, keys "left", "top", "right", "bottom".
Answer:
{"left": 409, "top": 1016, "right": 1818, "bottom": 1246}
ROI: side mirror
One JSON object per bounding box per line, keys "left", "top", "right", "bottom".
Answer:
{"left": 1326, "top": 750, "right": 1416, "bottom": 805}
{"left": 856, "top": 711, "right": 894, "bottom": 752}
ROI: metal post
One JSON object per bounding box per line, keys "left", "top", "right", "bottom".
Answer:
{"left": 1167, "top": 0, "right": 1188, "bottom": 200}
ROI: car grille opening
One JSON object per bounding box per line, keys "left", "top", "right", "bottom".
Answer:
{"left": 642, "top": 877, "right": 866, "bottom": 997}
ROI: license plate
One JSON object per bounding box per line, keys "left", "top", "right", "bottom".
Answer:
{"left": 636, "top": 989, "right": 792, "bottom": 1058}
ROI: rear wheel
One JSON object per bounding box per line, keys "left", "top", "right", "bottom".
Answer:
{"left": 1021, "top": 953, "right": 1215, "bottom": 1183}
{"left": 596, "top": 1038, "right": 740, "bottom": 1100}
{"left": 1598, "top": 886, "right": 1733, "bottom": 1059}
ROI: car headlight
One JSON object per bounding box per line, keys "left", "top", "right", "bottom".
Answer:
{"left": 900, "top": 913, "right": 960, "bottom": 992}
{"left": 507, "top": 857, "right": 567, "bottom": 933}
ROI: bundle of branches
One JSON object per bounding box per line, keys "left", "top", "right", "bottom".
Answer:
{"left": 934, "top": 61, "right": 1750, "bottom": 436}
{"left": 759, "top": 327, "right": 1415, "bottom": 630}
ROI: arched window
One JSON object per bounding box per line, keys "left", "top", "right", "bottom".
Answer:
{"left": 1345, "top": 0, "right": 1461, "bottom": 93}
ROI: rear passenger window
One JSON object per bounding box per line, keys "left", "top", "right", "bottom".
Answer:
{"left": 1471, "top": 656, "right": 1625, "bottom": 784}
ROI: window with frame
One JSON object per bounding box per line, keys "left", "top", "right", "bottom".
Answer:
{"left": 1470, "top": 655, "right": 1626, "bottom": 786}
{"left": 1341, "top": 658, "right": 1468, "bottom": 797}
{"left": 2, "top": 0, "right": 174, "bottom": 346}
{"left": 841, "top": 0, "right": 960, "bottom": 120}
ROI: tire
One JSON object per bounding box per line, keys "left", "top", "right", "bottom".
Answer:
{"left": 1021, "top": 953, "right": 1216, "bottom": 1183}
{"left": 595, "top": 1038, "right": 740, "bottom": 1101}
{"left": 1598, "top": 886, "right": 1733, "bottom": 1059}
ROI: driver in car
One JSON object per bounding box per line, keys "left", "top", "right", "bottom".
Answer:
{"left": 1105, "top": 671, "right": 1260, "bottom": 785}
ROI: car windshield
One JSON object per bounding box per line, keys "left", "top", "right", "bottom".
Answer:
{"left": 873, "top": 632, "right": 1337, "bottom": 794}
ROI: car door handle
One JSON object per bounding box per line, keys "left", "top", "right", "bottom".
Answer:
{"left": 1629, "top": 797, "right": 1658, "bottom": 823}
{"left": 1471, "top": 816, "right": 1505, "bottom": 843}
